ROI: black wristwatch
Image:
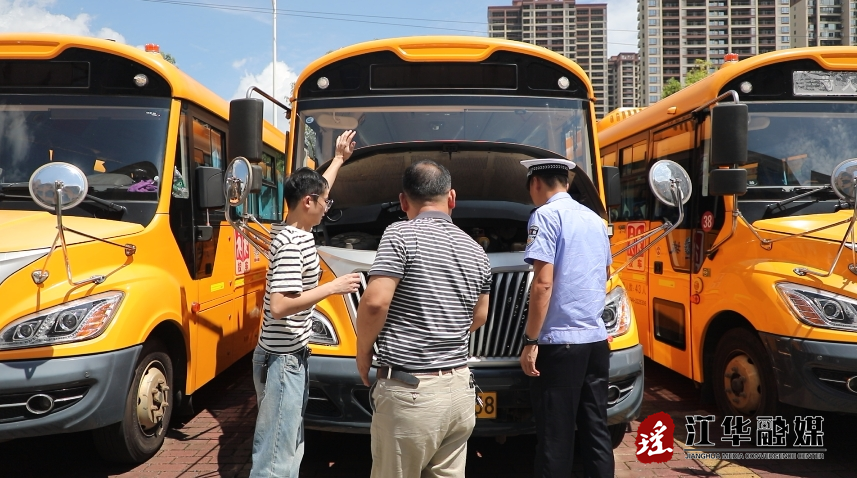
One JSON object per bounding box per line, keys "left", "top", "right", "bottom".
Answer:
{"left": 523, "top": 335, "right": 538, "bottom": 346}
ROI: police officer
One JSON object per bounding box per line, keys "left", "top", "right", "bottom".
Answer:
{"left": 519, "top": 158, "right": 614, "bottom": 478}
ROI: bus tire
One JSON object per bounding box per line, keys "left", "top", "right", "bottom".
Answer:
{"left": 93, "top": 340, "right": 174, "bottom": 463}
{"left": 712, "top": 328, "right": 778, "bottom": 418}
{"left": 608, "top": 423, "right": 627, "bottom": 449}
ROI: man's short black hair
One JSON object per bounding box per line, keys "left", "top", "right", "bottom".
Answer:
{"left": 284, "top": 167, "right": 329, "bottom": 210}
{"left": 527, "top": 172, "right": 569, "bottom": 191}
{"left": 402, "top": 160, "right": 452, "bottom": 202}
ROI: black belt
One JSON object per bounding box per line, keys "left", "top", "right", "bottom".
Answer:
{"left": 375, "top": 365, "right": 468, "bottom": 386}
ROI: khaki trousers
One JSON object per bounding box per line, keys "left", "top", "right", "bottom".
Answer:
{"left": 370, "top": 367, "right": 476, "bottom": 478}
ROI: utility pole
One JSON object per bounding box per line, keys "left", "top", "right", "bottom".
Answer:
{"left": 272, "top": 0, "right": 277, "bottom": 128}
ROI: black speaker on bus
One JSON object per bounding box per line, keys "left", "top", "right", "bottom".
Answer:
{"left": 228, "top": 98, "right": 264, "bottom": 162}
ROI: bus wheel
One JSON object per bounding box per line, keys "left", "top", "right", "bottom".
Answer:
{"left": 712, "top": 328, "right": 777, "bottom": 418}
{"left": 608, "top": 423, "right": 627, "bottom": 449}
{"left": 93, "top": 340, "right": 174, "bottom": 463}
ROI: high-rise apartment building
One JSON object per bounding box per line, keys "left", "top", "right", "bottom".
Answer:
{"left": 609, "top": 53, "right": 641, "bottom": 111}
{"left": 639, "top": 0, "right": 792, "bottom": 106}
{"left": 488, "top": 0, "right": 611, "bottom": 118}
{"left": 791, "top": 0, "right": 857, "bottom": 47}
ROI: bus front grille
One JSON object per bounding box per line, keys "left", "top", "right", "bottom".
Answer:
{"left": 470, "top": 271, "right": 533, "bottom": 360}
{"left": 347, "top": 270, "right": 533, "bottom": 361}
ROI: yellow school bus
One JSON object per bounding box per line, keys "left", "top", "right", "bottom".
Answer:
{"left": 226, "top": 36, "right": 643, "bottom": 445}
{"left": 0, "top": 34, "right": 287, "bottom": 462}
{"left": 599, "top": 48, "right": 857, "bottom": 417}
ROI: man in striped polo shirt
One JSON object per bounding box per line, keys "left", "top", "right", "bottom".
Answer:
{"left": 356, "top": 160, "right": 492, "bottom": 478}
{"left": 250, "top": 130, "right": 362, "bottom": 478}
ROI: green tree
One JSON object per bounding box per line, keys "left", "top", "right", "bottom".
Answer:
{"left": 660, "top": 59, "right": 713, "bottom": 99}
{"left": 161, "top": 52, "right": 177, "bottom": 65}
{"left": 662, "top": 78, "right": 681, "bottom": 98}
{"left": 686, "top": 59, "right": 713, "bottom": 85}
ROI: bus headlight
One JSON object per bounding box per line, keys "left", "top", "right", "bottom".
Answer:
{"left": 603, "top": 286, "right": 632, "bottom": 337}
{"left": 0, "top": 292, "right": 124, "bottom": 350}
{"left": 309, "top": 309, "right": 339, "bottom": 345}
{"left": 777, "top": 283, "right": 857, "bottom": 331}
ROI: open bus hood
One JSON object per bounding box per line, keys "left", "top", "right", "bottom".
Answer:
{"left": 0, "top": 210, "right": 143, "bottom": 253}
{"left": 752, "top": 210, "right": 854, "bottom": 243}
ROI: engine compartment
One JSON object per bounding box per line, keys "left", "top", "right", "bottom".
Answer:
{"left": 324, "top": 213, "right": 530, "bottom": 253}
{"left": 314, "top": 142, "right": 605, "bottom": 252}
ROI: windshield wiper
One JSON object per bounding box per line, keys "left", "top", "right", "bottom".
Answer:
{"left": 84, "top": 195, "right": 126, "bottom": 213}
{"left": 764, "top": 185, "right": 834, "bottom": 216}
{"left": 0, "top": 182, "right": 125, "bottom": 213}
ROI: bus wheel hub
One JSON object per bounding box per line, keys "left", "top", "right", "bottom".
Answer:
{"left": 724, "top": 354, "right": 761, "bottom": 414}
{"left": 137, "top": 362, "right": 169, "bottom": 433}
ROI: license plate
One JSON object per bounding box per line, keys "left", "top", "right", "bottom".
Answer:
{"left": 475, "top": 391, "right": 497, "bottom": 419}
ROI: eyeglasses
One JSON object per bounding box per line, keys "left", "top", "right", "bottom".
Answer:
{"left": 310, "top": 194, "right": 334, "bottom": 212}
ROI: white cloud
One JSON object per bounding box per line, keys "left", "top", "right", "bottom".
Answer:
{"left": 232, "top": 58, "right": 248, "bottom": 70}
{"left": 232, "top": 61, "right": 298, "bottom": 132}
{"left": 0, "top": 0, "right": 126, "bottom": 43}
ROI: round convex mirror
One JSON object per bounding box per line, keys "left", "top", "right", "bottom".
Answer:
{"left": 831, "top": 158, "right": 857, "bottom": 203}
{"left": 28, "top": 162, "right": 88, "bottom": 211}
{"left": 224, "top": 156, "right": 253, "bottom": 207}
{"left": 648, "top": 159, "right": 692, "bottom": 207}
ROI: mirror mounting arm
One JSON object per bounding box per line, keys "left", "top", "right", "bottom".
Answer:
{"left": 610, "top": 184, "right": 685, "bottom": 279}
{"left": 225, "top": 206, "right": 274, "bottom": 262}
{"left": 31, "top": 181, "right": 111, "bottom": 287}
{"left": 692, "top": 90, "right": 741, "bottom": 116}
{"left": 246, "top": 86, "right": 292, "bottom": 119}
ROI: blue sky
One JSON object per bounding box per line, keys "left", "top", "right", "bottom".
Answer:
{"left": 0, "top": 0, "right": 638, "bottom": 125}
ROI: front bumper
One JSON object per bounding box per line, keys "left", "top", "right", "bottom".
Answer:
{"left": 760, "top": 333, "right": 857, "bottom": 414}
{"left": 305, "top": 344, "right": 644, "bottom": 435}
{"left": 0, "top": 345, "right": 140, "bottom": 440}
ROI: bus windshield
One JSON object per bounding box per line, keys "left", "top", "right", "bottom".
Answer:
{"left": 296, "top": 96, "right": 594, "bottom": 179}
{"left": 0, "top": 96, "right": 171, "bottom": 210}
{"left": 744, "top": 102, "right": 857, "bottom": 191}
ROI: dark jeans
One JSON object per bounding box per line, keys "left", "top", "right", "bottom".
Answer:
{"left": 531, "top": 341, "right": 614, "bottom": 478}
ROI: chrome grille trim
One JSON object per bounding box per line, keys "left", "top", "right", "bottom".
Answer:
{"left": 347, "top": 270, "right": 533, "bottom": 364}
{"left": 471, "top": 271, "right": 533, "bottom": 360}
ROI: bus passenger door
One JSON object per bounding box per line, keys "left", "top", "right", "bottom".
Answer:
{"left": 607, "top": 136, "right": 653, "bottom": 356}
{"left": 647, "top": 121, "right": 695, "bottom": 379}
{"left": 189, "top": 112, "right": 240, "bottom": 385}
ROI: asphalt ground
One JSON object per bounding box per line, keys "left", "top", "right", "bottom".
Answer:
{"left": 1, "top": 355, "right": 855, "bottom": 478}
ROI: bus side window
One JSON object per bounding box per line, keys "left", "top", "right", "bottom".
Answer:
{"left": 651, "top": 122, "right": 693, "bottom": 222}
{"left": 192, "top": 118, "right": 225, "bottom": 168}
{"left": 602, "top": 149, "right": 619, "bottom": 221}
{"left": 245, "top": 151, "right": 285, "bottom": 222}
{"left": 618, "top": 140, "right": 649, "bottom": 221}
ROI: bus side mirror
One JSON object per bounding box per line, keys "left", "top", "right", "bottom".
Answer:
{"left": 196, "top": 166, "right": 225, "bottom": 209}
{"left": 708, "top": 168, "right": 747, "bottom": 196}
{"left": 710, "top": 103, "right": 748, "bottom": 167}
{"left": 602, "top": 166, "right": 621, "bottom": 207}
{"left": 229, "top": 98, "right": 264, "bottom": 162}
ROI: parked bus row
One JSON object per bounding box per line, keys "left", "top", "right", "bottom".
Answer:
{"left": 0, "top": 34, "right": 643, "bottom": 462}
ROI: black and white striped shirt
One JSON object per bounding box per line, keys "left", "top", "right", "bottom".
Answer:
{"left": 369, "top": 211, "right": 492, "bottom": 370}
{"left": 260, "top": 225, "right": 321, "bottom": 354}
